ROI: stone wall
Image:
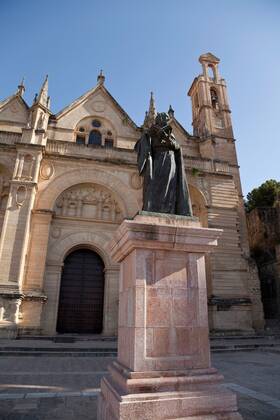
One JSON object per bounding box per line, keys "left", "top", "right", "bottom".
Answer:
{"left": 247, "top": 207, "right": 280, "bottom": 320}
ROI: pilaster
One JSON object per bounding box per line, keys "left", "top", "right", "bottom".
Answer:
{"left": 0, "top": 143, "right": 43, "bottom": 336}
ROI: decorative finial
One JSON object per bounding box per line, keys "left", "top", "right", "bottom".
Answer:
{"left": 168, "top": 105, "right": 174, "bottom": 118}
{"left": 33, "top": 75, "right": 49, "bottom": 108}
{"left": 149, "top": 92, "right": 156, "bottom": 116}
{"left": 17, "top": 77, "right": 25, "bottom": 96}
{"left": 143, "top": 111, "right": 149, "bottom": 128}
{"left": 144, "top": 91, "right": 157, "bottom": 128}
{"left": 97, "top": 69, "right": 105, "bottom": 84}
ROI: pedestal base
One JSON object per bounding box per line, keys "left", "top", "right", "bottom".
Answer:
{"left": 98, "top": 362, "right": 241, "bottom": 419}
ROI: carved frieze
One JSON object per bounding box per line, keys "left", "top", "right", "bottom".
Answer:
{"left": 54, "top": 183, "right": 123, "bottom": 222}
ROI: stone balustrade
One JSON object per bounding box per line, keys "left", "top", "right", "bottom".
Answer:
{"left": 0, "top": 131, "right": 21, "bottom": 145}
{"left": 45, "top": 140, "right": 136, "bottom": 165}
{"left": 45, "top": 140, "right": 231, "bottom": 174}
{"left": 0, "top": 135, "right": 231, "bottom": 175}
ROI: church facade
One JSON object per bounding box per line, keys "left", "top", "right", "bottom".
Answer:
{"left": 0, "top": 53, "right": 264, "bottom": 338}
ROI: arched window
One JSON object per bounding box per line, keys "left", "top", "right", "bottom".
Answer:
{"left": 88, "top": 130, "right": 102, "bottom": 146}
{"left": 104, "top": 138, "right": 114, "bottom": 148}
{"left": 76, "top": 135, "right": 85, "bottom": 145}
{"left": 92, "top": 119, "right": 101, "bottom": 128}
{"left": 210, "top": 88, "right": 219, "bottom": 110}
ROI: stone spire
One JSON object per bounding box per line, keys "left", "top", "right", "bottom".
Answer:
{"left": 97, "top": 69, "right": 105, "bottom": 85}
{"left": 36, "top": 75, "right": 49, "bottom": 108}
{"left": 17, "top": 77, "right": 25, "bottom": 96}
{"left": 148, "top": 91, "right": 156, "bottom": 121}
{"left": 143, "top": 92, "right": 156, "bottom": 128}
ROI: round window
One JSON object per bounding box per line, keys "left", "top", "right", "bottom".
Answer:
{"left": 92, "top": 120, "right": 101, "bottom": 128}
{"left": 79, "top": 127, "right": 85, "bottom": 132}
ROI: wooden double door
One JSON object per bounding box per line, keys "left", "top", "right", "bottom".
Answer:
{"left": 57, "top": 248, "right": 105, "bottom": 334}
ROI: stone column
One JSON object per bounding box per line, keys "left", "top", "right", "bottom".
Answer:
{"left": 98, "top": 213, "right": 242, "bottom": 419}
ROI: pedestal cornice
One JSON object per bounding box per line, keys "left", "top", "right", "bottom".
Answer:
{"left": 108, "top": 212, "right": 223, "bottom": 262}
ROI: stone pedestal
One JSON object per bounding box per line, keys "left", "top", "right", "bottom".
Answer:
{"left": 98, "top": 213, "right": 242, "bottom": 419}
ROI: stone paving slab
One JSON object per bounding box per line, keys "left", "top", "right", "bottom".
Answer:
{"left": 0, "top": 351, "right": 279, "bottom": 419}
{"left": 0, "top": 395, "right": 98, "bottom": 420}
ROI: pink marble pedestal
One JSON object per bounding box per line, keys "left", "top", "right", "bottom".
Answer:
{"left": 98, "top": 213, "right": 242, "bottom": 419}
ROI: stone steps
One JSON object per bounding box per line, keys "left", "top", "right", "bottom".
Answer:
{"left": 0, "top": 338, "right": 280, "bottom": 356}
{"left": 0, "top": 350, "right": 117, "bottom": 357}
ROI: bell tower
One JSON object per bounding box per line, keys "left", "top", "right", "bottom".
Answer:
{"left": 188, "top": 52, "right": 233, "bottom": 139}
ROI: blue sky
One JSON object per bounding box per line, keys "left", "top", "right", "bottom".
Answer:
{"left": 0, "top": 0, "right": 279, "bottom": 196}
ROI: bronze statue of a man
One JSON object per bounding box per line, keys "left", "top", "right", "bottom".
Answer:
{"left": 135, "top": 112, "right": 192, "bottom": 216}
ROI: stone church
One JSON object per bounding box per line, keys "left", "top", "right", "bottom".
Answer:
{"left": 0, "top": 53, "right": 264, "bottom": 338}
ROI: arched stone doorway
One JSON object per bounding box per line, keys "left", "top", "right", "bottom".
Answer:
{"left": 57, "top": 248, "right": 105, "bottom": 334}
{"left": 189, "top": 184, "right": 208, "bottom": 227}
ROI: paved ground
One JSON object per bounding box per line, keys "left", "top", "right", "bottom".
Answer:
{"left": 0, "top": 350, "right": 279, "bottom": 419}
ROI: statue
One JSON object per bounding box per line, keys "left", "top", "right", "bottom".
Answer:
{"left": 134, "top": 112, "right": 192, "bottom": 216}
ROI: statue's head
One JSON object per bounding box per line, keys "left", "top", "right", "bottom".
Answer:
{"left": 155, "top": 112, "right": 170, "bottom": 128}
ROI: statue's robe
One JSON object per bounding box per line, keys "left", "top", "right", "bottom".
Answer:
{"left": 134, "top": 132, "right": 192, "bottom": 216}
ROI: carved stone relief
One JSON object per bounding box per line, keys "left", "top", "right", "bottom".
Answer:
{"left": 51, "top": 227, "right": 61, "bottom": 239}
{"left": 130, "top": 172, "right": 143, "bottom": 190}
{"left": 16, "top": 185, "right": 27, "bottom": 207}
{"left": 10, "top": 101, "right": 19, "bottom": 114}
{"left": 40, "top": 161, "right": 54, "bottom": 180}
{"left": 92, "top": 101, "right": 106, "bottom": 112}
{"left": 54, "top": 183, "right": 123, "bottom": 222}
